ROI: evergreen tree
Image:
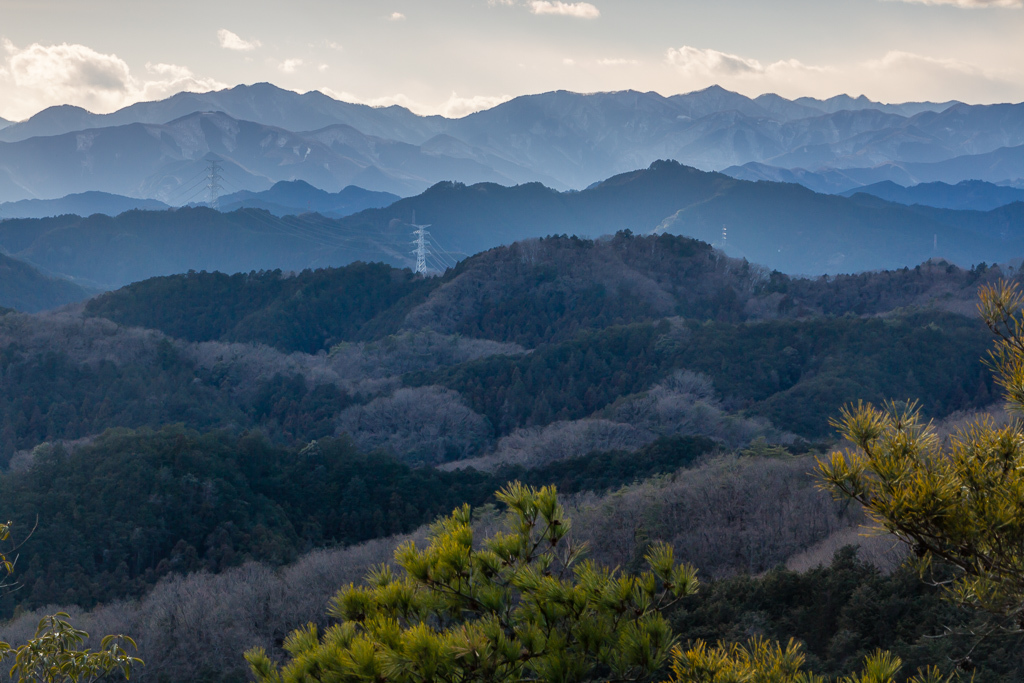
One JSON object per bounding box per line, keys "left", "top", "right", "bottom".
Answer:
{"left": 820, "top": 280, "right": 1024, "bottom": 635}
{"left": 246, "top": 483, "right": 698, "bottom": 683}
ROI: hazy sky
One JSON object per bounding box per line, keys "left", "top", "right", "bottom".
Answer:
{"left": 1, "top": 0, "right": 1023, "bottom": 121}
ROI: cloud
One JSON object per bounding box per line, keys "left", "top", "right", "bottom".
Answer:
{"left": 661, "top": 43, "right": 1019, "bottom": 104}
{"left": 858, "top": 50, "right": 1014, "bottom": 99}
{"left": 0, "top": 40, "right": 224, "bottom": 120}
{"left": 437, "top": 92, "right": 513, "bottom": 118}
{"left": 388, "top": 12, "right": 406, "bottom": 20}
{"left": 563, "top": 58, "right": 576, "bottom": 66}
{"left": 665, "top": 46, "right": 766, "bottom": 77}
{"left": 665, "top": 46, "right": 828, "bottom": 86}
{"left": 278, "top": 58, "right": 304, "bottom": 73}
{"left": 865, "top": 50, "right": 981, "bottom": 75}
{"left": 597, "top": 58, "right": 640, "bottom": 66}
{"left": 217, "top": 29, "right": 260, "bottom": 51}
{"left": 320, "top": 88, "right": 511, "bottom": 118}
{"left": 528, "top": 1, "right": 600, "bottom": 18}
{"left": 490, "top": 0, "right": 600, "bottom": 18}
{"left": 888, "top": 0, "right": 1021, "bottom": 7}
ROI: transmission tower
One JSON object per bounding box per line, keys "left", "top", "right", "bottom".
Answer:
{"left": 205, "top": 154, "right": 223, "bottom": 210}
{"left": 410, "top": 211, "right": 431, "bottom": 274}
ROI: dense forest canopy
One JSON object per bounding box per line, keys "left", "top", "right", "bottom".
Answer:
{"left": 0, "top": 426, "right": 715, "bottom": 614}
{"left": 0, "top": 231, "right": 1019, "bottom": 680}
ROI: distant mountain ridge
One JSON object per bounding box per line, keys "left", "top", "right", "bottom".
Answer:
{"left": 0, "top": 192, "right": 170, "bottom": 219}
{"left": 0, "top": 83, "right": 957, "bottom": 144}
{"left": 725, "top": 142, "right": 1024, "bottom": 193}
{"left": 0, "top": 182, "right": 398, "bottom": 220}
{"left": 3, "top": 160, "right": 1023, "bottom": 287}
{"left": 217, "top": 181, "right": 399, "bottom": 217}
{"left": 0, "top": 83, "right": 1012, "bottom": 201}
{"left": 0, "top": 83, "right": 447, "bottom": 145}
{"left": 0, "top": 110, "right": 550, "bottom": 201}
{"left": 839, "top": 180, "right": 1024, "bottom": 211}
{"left": 337, "top": 160, "right": 1024, "bottom": 274}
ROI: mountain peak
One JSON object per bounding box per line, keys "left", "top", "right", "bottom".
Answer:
{"left": 26, "top": 103, "right": 95, "bottom": 121}
{"left": 693, "top": 84, "right": 739, "bottom": 96}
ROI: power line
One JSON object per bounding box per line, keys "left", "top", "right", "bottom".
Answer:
{"left": 427, "top": 234, "right": 459, "bottom": 270}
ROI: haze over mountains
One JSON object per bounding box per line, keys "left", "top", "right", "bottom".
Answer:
{"left": 727, "top": 143, "right": 1024, "bottom": 194}
{"left": 0, "top": 252, "right": 93, "bottom": 311}
{"left": 840, "top": 180, "right": 1024, "bottom": 212}
{"left": 217, "top": 181, "right": 400, "bottom": 217}
{"left": 2, "top": 160, "right": 1021, "bottom": 292}
{"left": 0, "top": 182, "right": 399, "bottom": 220}
{"left": 0, "top": 192, "right": 170, "bottom": 220}
{"left": 0, "top": 83, "right": 1021, "bottom": 204}
{"left": 1, "top": 81, "right": 1023, "bottom": 306}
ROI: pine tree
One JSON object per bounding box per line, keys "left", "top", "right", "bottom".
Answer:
{"left": 819, "top": 281, "right": 1024, "bottom": 632}
{"left": 246, "top": 483, "right": 698, "bottom": 683}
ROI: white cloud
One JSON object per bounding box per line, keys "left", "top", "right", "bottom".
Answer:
{"left": 278, "top": 58, "right": 304, "bottom": 73}
{"left": 665, "top": 46, "right": 829, "bottom": 86}
{"left": 217, "top": 29, "right": 260, "bottom": 52}
{"left": 661, "top": 43, "right": 1019, "bottom": 104}
{"left": 388, "top": 12, "right": 406, "bottom": 20}
{"left": 888, "top": 0, "right": 1021, "bottom": 7}
{"left": 857, "top": 50, "right": 1015, "bottom": 100}
{"left": 865, "top": 50, "right": 980, "bottom": 76}
{"left": 318, "top": 63, "right": 330, "bottom": 72}
{"left": 320, "top": 88, "right": 510, "bottom": 118}
{"left": 438, "top": 92, "right": 513, "bottom": 118}
{"left": 665, "top": 46, "right": 766, "bottom": 77}
{"left": 528, "top": 1, "right": 600, "bottom": 18}
{"left": 490, "top": 0, "right": 600, "bottom": 18}
{"left": 0, "top": 40, "right": 224, "bottom": 120}
{"left": 563, "top": 58, "right": 576, "bottom": 66}
{"left": 597, "top": 58, "right": 640, "bottom": 66}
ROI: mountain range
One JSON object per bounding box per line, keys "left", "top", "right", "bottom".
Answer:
{"left": 839, "top": 180, "right": 1024, "bottom": 212}
{"left": 341, "top": 161, "right": 1024, "bottom": 275}
{"left": 725, "top": 143, "right": 1024, "bottom": 193}
{"left": 0, "top": 192, "right": 170, "bottom": 219}
{"left": 217, "top": 181, "right": 400, "bottom": 217}
{"left": 0, "top": 83, "right": 1020, "bottom": 202}
{"left": 0, "top": 182, "right": 400, "bottom": 220}
{"left": 0, "top": 84, "right": 957, "bottom": 145}
{"left": 2, "top": 160, "right": 1020, "bottom": 288}
{"left": 0, "top": 110, "right": 550, "bottom": 201}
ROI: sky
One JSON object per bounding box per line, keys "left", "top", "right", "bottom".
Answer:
{"left": 1, "top": 0, "right": 1023, "bottom": 121}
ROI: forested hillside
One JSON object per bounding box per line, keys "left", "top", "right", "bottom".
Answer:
{"left": 0, "top": 426, "right": 717, "bottom": 613}
{"left": 0, "top": 253, "right": 92, "bottom": 312}
{"left": 0, "top": 230, "right": 1019, "bottom": 681}
{"left": 88, "top": 231, "right": 998, "bottom": 350}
